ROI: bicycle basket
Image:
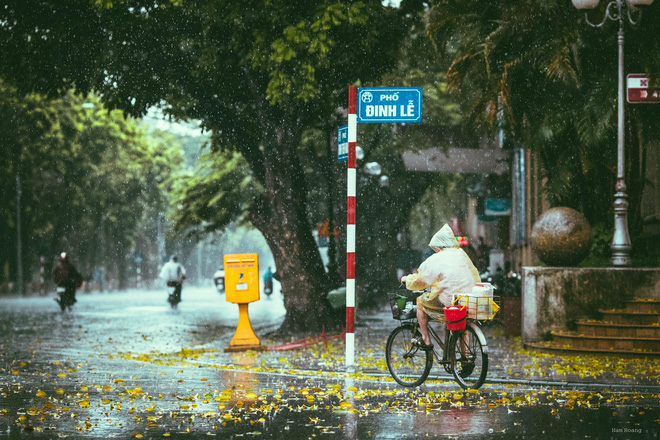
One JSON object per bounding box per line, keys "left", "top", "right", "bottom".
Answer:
{"left": 452, "top": 283, "right": 500, "bottom": 321}
{"left": 387, "top": 290, "right": 417, "bottom": 320}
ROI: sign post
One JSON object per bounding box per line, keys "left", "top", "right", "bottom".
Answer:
{"left": 344, "top": 86, "right": 422, "bottom": 368}
{"left": 627, "top": 74, "right": 660, "bottom": 103}
{"left": 357, "top": 87, "right": 423, "bottom": 123}
{"left": 337, "top": 125, "right": 348, "bottom": 162}
{"left": 345, "top": 87, "right": 357, "bottom": 367}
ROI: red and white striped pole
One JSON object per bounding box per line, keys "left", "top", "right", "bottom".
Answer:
{"left": 346, "top": 86, "right": 357, "bottom": 367}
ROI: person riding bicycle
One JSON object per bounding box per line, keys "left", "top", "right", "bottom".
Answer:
{"left": 52, "top": 252, "right": 83, "bottom": 310}
{"left": 159, "top": 255, "right": 186, "bottom": 303}
{"left": 401, "top": 224, "right": 480, "bottom": 350}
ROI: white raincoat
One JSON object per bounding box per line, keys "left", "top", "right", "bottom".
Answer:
{"left": 403, "top": 224, "right": 480, "bottom": 321}
{"left": 159, "top": 259, "right": 186, "bottom": 283}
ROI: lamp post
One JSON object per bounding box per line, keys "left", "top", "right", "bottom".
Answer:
{"left": 572, "top": 0, "right": 654, "bottom": 266}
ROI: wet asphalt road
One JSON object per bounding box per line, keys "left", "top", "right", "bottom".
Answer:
{"left": 1, "top": 288, "right": 659, "bottom": 439}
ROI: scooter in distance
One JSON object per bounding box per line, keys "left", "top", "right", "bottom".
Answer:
{"left": 213, "top": 269, "right": 225, "bottom": 294}
{"left": 167, "top": 281, "right": 183, "bottom": 308}
{"left": 55, "top": 286, "right": 76, "bottom": 312}
{"left": 263, "top": 279, "right": 273, "bottom": 296}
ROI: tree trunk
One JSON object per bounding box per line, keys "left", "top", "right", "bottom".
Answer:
{"left": 248, "top": 123, "right": 338, "bottom": 334}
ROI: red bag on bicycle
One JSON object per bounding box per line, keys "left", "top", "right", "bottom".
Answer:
{"left": 444, "top": 296, "right": 468, "bottom": 331}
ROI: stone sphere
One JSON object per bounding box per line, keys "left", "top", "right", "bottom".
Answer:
{"left": 531, "top": 207, "right": 592, "bottom": 266}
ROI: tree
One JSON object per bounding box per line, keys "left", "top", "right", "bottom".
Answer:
{"left": 0, "top": 85, "right": 183, "bottom": 291}
{"left": 0, "top": 0, "right": 465, "bottom": 331}
{"left": 94, "top": 0, "right": 416, "bottom": 332}
{"left": 426, "top": 0, "right": 660, "bottom": 259}
{"left": 166, "top": 1, "right": 465, "bottom": 312}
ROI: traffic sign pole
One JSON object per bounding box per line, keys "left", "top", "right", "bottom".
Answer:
{"left": 344, "top": 86, "right": 422, "bottom": 368}
{"left": 346, "top": 86, "right": 357, "bottom": 367}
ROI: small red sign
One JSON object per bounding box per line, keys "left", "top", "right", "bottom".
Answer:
{"left": 627, "top": 74, "right": 660, "bottom": 103}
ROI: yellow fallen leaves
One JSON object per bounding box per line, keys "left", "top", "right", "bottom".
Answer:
{"left": 36, "top": 390, "right": 47, "bottom": 398}
{"left": 125, "top": 387, "right": 144, "bottom": 396}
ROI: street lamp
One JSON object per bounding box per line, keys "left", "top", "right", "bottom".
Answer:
{"left": 572, "top": 0, "right": 654, "bottom": 266}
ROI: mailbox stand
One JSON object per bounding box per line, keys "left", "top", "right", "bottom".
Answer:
{"left": 223, "top": 253, "right": 264, "bottom": 352}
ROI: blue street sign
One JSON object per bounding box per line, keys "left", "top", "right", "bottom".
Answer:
{"left": 337, "top": 125, "right": 348, "bottom": 162}
{"left": 357, "top": 87, "right": 422, "bottom": 123}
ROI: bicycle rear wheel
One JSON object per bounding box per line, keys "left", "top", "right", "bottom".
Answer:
{"left": 449, "top": 324, "right": 488, "bottom": 389}
{"left": 385, "top": 323, "right": 433, "bottom": 387}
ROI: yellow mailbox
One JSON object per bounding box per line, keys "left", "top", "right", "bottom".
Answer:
{"left": 224, "top": 253, "right": 260, "bottom": 303}
{"left": 223, "top": 253, "right": 263, "bottom": 351}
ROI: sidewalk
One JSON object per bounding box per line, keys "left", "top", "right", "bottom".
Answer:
{"left": 235, "top": 309, "right": 660, "bottom": 392}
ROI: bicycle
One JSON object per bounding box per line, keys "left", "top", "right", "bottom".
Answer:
{"left": 385, "top": 289, "right": 494, "bottom": 390}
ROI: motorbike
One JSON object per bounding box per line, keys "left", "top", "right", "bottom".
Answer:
{"left": 167, "top": 281, "right": 183, "bottom": 308}
{"left": 55, "top": 286, "right": 76, "bottom": 312}
{"left": 481, "top": 268, "right": 521, "bottom": 297}
{"left": 263, "top": 279, "right": 273, "bottom": 296}
{"left": 213, "top": 270, "right": 225, "bottom": 294}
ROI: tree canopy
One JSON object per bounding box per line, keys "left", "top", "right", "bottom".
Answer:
{"left": 427, "top": 0, "right": 660, "bottom": 255}
{"left": 0, "top": 84, "right": 184, "bottom": 290}
{"left": 1, "top": 0, "right": 431, "bottom": 330}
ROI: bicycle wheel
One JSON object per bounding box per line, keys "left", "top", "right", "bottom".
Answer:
{"left": 385, "top": 323, "right": 433, "bottom": 387}
{"left": 449, "top": 324, "right": 488, "bottom": 389}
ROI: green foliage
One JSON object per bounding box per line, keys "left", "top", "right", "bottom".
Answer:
{"left": 589, "top": 222, "right": 614, "bottom": 260}
{"left": 427, "top": 0, "right": 660, "bottom": 239}
{"left": 169, "top": 151, "right": 262, "bottom": 237}
{"left": 0, "top": 84, "right": 184, "bottom": 286}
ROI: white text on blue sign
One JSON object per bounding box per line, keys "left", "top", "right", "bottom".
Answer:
{"left": 337, "top": 125, "right": 348, "bottom": 162}
{"left": 357, "top": 87, "right": 422, "bottom": 123}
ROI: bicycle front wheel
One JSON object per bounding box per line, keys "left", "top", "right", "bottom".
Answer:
{"left": 385, "top": 323, "right": 433, "bottom": 387}
{"left": 449, "top": 324, "right": 488, "bottom": 389}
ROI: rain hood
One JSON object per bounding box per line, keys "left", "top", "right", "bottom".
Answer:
{"left": 428, "top": 224, "right": 459, "bottom": 251}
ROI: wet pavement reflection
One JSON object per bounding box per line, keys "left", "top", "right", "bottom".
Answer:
{"left": 1, "top": 288, "right": 659, "bottom": 439}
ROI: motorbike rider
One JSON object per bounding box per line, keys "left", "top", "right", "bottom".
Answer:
{"left": 52, "top": 252, "right": 84, "bottom": 311}
{"left": 401, "top": 224, "right": 480, "bottom": 350}
{"left": 263, "top": 266, "right": 274, "bottom": 295}
{"left": 159, "top": 255, "right": 186, "bottom": 304}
